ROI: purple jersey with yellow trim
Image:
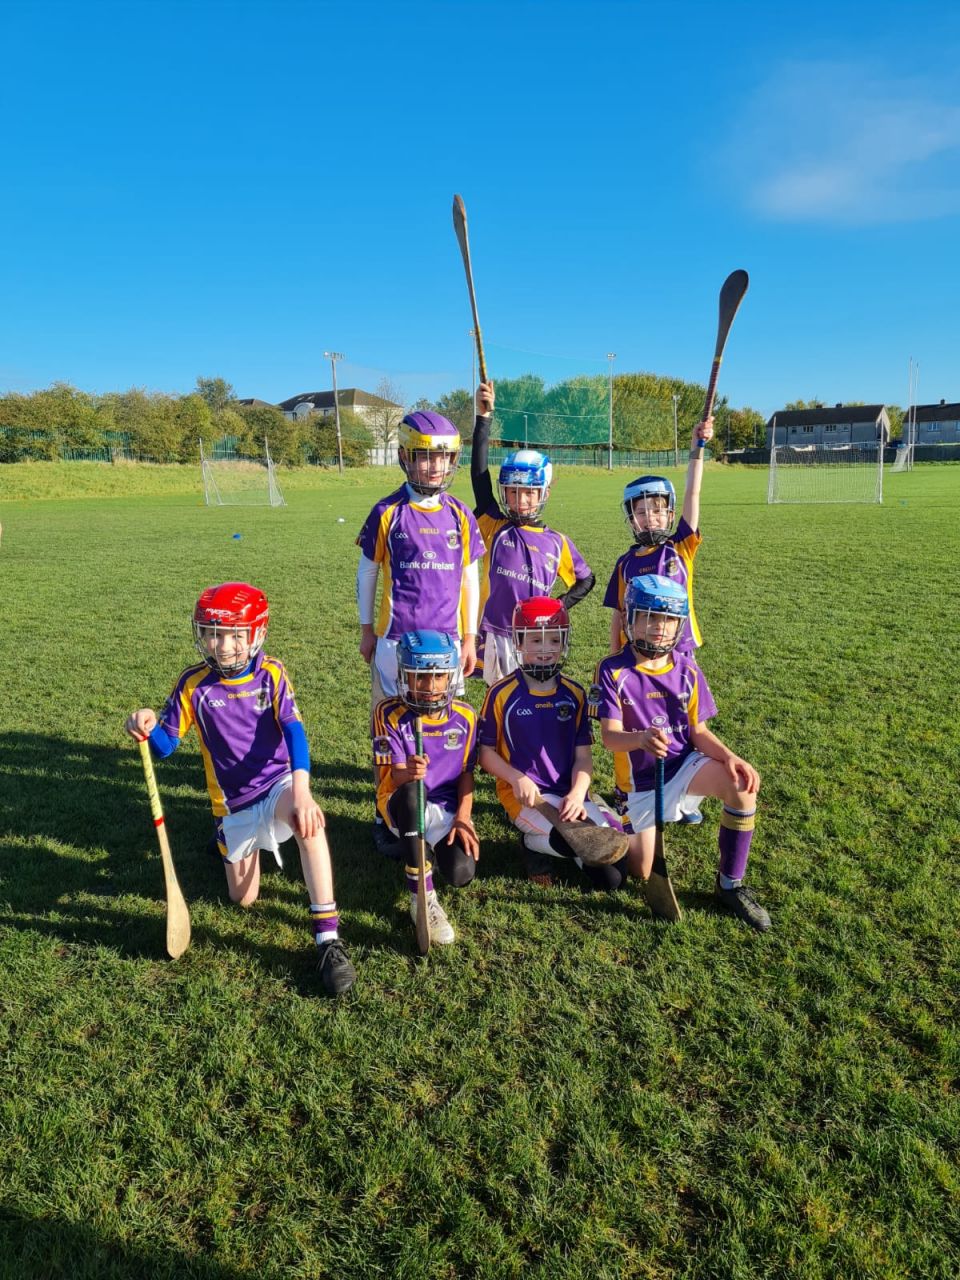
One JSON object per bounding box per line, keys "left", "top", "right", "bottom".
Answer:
{"left": 356, "top": 486, "right": 486, "bottom": 639}
{"left": 479, "top": 673, "right": 591, "bottom": 821}
{"left": 604, "top": 518, "right": 702, "bottom": 652}
{"left": 373, "top": 696, "right": 478, "bottom": 820}
{"left": 158, "top": 653, "right": 302, "bottom": 816}
{"left": 476, "top": 503, "right": 591, "bottom": 635}
{"left": 588, "top": 650, "right": 717, "bottom": 794}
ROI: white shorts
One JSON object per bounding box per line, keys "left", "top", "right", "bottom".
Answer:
{"left": 625, "top": 751, "right": 710, "bottom": 833}
{"left": 388, "top": 800, "right": 455, "bottom": 851}
{"left": 371, "top": 636, "right": 464, "bottom": 711}
{"left": 477, "top": 629, "right": 519, "bottom": 686}
{"left": 514, "top": 792, "right": 622, "bottom": 858}
{"left": 219, "top": 775, "right": 293, "bottom": 864}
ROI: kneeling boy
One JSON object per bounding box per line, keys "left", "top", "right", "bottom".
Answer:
{"left": 590, "top": 574, "right": 771, "bottom": 931}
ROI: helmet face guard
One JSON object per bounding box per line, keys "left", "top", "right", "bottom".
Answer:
{"left": 624, "top": 574, "right": 688, "bottom": 659}
{"left": 193, "top": 582, "right": 269, "bottom": 675}
{"left": 622, "top": 476, "right": 676, "bottom": 548}
{"left": 398, "top": 412, "right": 461, "bottom": 496}
{"left": 498, "top": 450, "right": 553, "bottom": 523}
{"left": 397, "top": 629, "right": 460, "bottom": 714}
{"left": 511, "top": 597, "right": 570, "bottom": 681}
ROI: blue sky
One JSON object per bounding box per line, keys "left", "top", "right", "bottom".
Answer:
{"left": 2, "top": 0, "right": 959, "bottom": 417}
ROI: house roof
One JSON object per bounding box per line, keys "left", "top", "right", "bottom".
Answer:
{"left": 236, "top": 398, "right": 276, "bottom": 409}
{"left": 277, "top": 389, "right": 403, "bottom": 412}
{"left": 912, "top": 401, "right": 960, "bottom": 422}
{"left": 766, "top": 405, "right": 886, "bottom": 428}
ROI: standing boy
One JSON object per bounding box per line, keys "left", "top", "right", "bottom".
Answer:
{"left": 590, "top": 574, "right": 771, "bottom": 931}
{"left": 356, "top": 410, "right": 486, "bottom": 852}
{"left": 125, "top": 582, "right": 357, "bottom": 994}
{"left": 471, "top": 381, "right": 594, "bottom": 685}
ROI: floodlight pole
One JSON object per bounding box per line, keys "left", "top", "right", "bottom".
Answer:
{"left": 672, "top": 393, "right": 679, "bottom": 468}
{"left": 324, "top": 351, "right": 345, "bottom": 475}
{"left": 523, "top": 413, "right": 528, "bottom": 447}
{"left": 607, "top": 353, "right": 616, "bottom": 470}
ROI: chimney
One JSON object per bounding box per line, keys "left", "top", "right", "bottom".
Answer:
{"left": 941, "top": 399, "right": 946, "bottom": 405}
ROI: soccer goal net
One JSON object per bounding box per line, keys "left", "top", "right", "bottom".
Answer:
{"left": 200, "top": 437, "right": 286, "bottom": 507}
{"left": 767, "top": 442, "right": 883, "bottom": 505}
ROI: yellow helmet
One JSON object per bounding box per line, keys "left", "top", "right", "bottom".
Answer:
{"left": 397, "top": 411, "right": 461, "bottom": 495}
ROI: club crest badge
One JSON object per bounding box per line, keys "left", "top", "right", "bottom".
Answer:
{"left": 663, "top": 556, "right": 680, "bottom": 576}
{"left": 556, "top": 702, "right": 573, "bottom": 722}
{"left": 445, "top": 530, "right": 460, "bottom": 550}
{"left": 443, "top": 729, "right": 464, "bottom": 750}
{"left": 373, "top": 735, "right": 391, "bottom": 758}
{"left": 255, "top": 688, "right": 270, "bottom": 712}
{"left": 587, "top": 683, "right": 603, "bottom": 709}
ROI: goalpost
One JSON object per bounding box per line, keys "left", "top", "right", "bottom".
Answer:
{"left": 767, "top": 440, "right": 884, "bottom": 505}
{"left": 200, "top": 437, "right": 286, "bottom": 507}
{"left": 892, "top": 358, "right": 919, "bottom": 473}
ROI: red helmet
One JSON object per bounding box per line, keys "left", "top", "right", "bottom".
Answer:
{"left": 193, "top": 582, "right": 269, "bottom": 675}
{"left": 511, "top": 596, "right": 570, "bottom": 681}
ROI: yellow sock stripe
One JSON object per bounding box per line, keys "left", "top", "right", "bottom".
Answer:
{"left": 404, "top": 862, "right": 433, "bottom": 877}
{"left": 720, "top": 810, "right": 756, "bottom": 833}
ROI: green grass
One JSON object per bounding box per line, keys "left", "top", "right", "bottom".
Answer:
{"left": 1, "top": 461, "right": 959, "bottom": 1278}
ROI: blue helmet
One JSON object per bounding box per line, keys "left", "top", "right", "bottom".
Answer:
{"left": 621, "top": 475, "right": 676, "bottom": 547}
{"left": 624, "top": 574, "right": 688, "bottom": 657}
{"left": 498, "top": 449, "right": 553, "bottom": 522}
{"left": 396, "top": 630, "right": 460, "bottom": 713}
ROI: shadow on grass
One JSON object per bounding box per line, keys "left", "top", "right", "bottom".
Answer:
{"left": 0, "top": 732, "right": 399, "bottom": 969}
{"left": 0, "top": 1202, "right": 254, "bottom": 1280}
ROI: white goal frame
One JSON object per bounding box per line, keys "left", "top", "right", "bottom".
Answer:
{"left": 767, "top": 440, "right": 884, "bottom": 505}
{"left": 200, "top": 437, "right": 286, "bottom": 507}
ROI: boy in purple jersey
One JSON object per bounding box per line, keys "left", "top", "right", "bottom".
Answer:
{"left": 125, "top": 582, "right": 357, "bottom": 995}
{"left": 479, "top": 597, "right": 625, "bottom": 890}
{"left": 356, "top": 411, "right": 486, "bottom": 855}
{"left": 604, "top": 413, "right": 715, "bottom": 658}
{"left": 372, "top": 630, "right": 480, "bottom": 946}
{"left": 470, "top": 381, "right": 595, "bottom": 685}
{"left": 590, "top": 574, "right": 771, "bottom": 931}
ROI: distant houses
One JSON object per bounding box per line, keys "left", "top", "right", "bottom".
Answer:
{"left": 766, "top": 405, "right": 890, "bottom": 448}
{"left": 907, "top": 400, "right": 960, "bottom": 445}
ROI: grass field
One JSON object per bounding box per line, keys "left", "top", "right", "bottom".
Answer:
{"left": 1, "top": 460, "right": 959, "bottom": 1279}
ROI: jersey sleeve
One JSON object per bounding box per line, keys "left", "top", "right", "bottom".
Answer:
{"left": 478, "top": 684, "right": 498, "bottom": 748}
{"left": 372, "top": 701, "right": 408, "bottom": 767}
{"left": 476, "top": 509, "right": 503, "bottom": 550}
{"left": 557, "top": 534, "right": 591, "bottom": 588}
{"left": 602, "top": 558, "right": 624, "bottom": 609}
{"left": 574, "top": 691, "right": 593, "bottom": 746}
{"left": 461, "top": 506, "right": 487, "bottom": 567}
{"left": 463, "top": 712, "right": 479, "bottom": 773}
{"left": 588, "top": 661, "right": 621, "bottom": 722}
{"left": 685, "top": 664, "right": 717, "bottom": 726}
{"left": 267, "top": 660, "right": 302, "bottom": 725}
{"left": 673, "top": 517, "right": 702, "bottom": 562}
{"left": 158, "top": 672, "right": 195, "bottom": 741}
{"left": 356, "top": 500, "right": 391, "bottom": 563}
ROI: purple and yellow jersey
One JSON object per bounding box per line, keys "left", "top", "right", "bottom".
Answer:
{"left": 479, "top": 673, "right": 591, "bottom": 821}
{"left": 373, "top": 696, "right": 478, "bottom": 821}
{"left": 356, "top": 486, "right": 486, "bottom": 640}
{"left": 588, "top": 650, "right": 717, "bottom": 794}
{"left": 476, "top": 502, "right": 591, "bottom": 635}
{"left": 603, "top": 518, "right": 702, "bottom": 652}
{"left": 158, "top": 653, "right": 302, "bottom": 816}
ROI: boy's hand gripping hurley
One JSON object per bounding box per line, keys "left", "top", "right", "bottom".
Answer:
{"left": 137, "top": 737, "right": 191, "bottom": 958}
{"left": 698, "top": 269, "right": 749, "bottom": 448}
{"left": 533, "top": 800, "right": 630, "bottom": 866}
{"left": 452, "top": 195, "right": 488, "bottom": 385}
{"left": 413, "top": 717, "right": 431, "bottom": 956}
{"left": 644, "top": 757, "right": 682, "bottom": 922}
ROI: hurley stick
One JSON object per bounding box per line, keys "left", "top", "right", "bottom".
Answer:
{"left": 644, "top": 757, "right": 682, "bottom": 922}
{"left": 698, "top": 269, "right": 749, "bottom": 448}
{"left": 137, "top": 737, "right": 191, "bottom": 958}
{"left": 452, "top": 194, "right": 488, "bottom": 384}
{"left": 533, "top": 799, "right": 630, "bottom": 866}
{"left": 413, "top": 717, "right": 430, "bottom": 956}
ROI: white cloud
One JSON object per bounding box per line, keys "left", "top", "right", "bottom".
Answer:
{"left": 727, "top": 60, "right": 960, "bottom": 223}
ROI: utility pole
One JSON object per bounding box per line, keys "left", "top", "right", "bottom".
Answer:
{"left": 607, "top": 353, "right": 616, "bottom": 470}
{"left": 324, "top": 351, "right": 345, "bottom": 474}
